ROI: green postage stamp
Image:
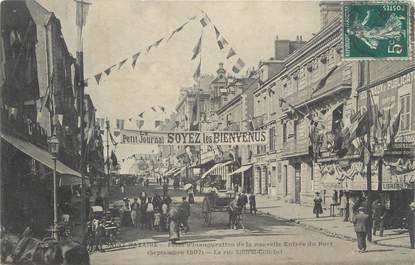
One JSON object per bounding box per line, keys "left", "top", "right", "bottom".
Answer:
{"left": 343, "top": 2, "right": 410, "bottom": 60}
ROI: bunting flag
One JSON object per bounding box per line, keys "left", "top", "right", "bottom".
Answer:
{"left": 167, "top": 21, "right": 188, "bottom": 41}
{"left": 136, "top": 120, "right": 145, "bottom": 129}
{"left": 111, "top": 150, "right": 118, "bottom": 167}
{"left": 217, "top": 35, "right": 228, "bottom": 50}
{"left": 151, "top": 106, "right": 157, "bottom": 112}
{"left": 175, "top": 121, "right": 180, "bottom": 128}
{"left": 155, "top": 120, "right": 162, "bottom": 128}
{"left": 75, "top": 0, "right": 91, "bottom": 27}
{"left": 158, "top": 105, "right": 165, "bottom": 112}
{"left": 191, "top": 34, "right": 202, "bottom": 60}
{"left": 185, "top": 114, "right": 189, "bottom": 121}
{"left": 118, "top": 58, "right": 128, "bottom": 70}
{"left": 193, "top": 60, "right": 201, "bottom": 81}
{"left": 214, "top": 25, "right": 220, "bottom": 38}
{"left": 138, "top": 111, "right": 145, "bottom": 118}
{"left": 232, "top": 58, "right": 246, "bottom": 73}
{"left": 131, "top": 52, "right": 141, "bottom": 69}
{"left": 94, "top": 72, "right": 103, "bottom": 85}
{"left": 200, "top": 13, "right": 210, "bottom": 27}
{"left": 226, "top": 48, "right": 236, "bottom": 59}
{"left": 104, "top": 64, "right": 116, "bottom": 76}
{"left": 85, "top": 14, "right": 197, "bottom": 86}
{"left": 109, "top": 131, "right": 118, "bottom": 146}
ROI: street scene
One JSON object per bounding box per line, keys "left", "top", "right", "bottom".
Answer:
{"left": 1, "top": 0, "right": 415, "bottom": 265}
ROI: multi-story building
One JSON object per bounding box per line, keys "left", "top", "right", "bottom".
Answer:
{"left": 252, "top": 36, "right": 306, "bottom": 196}
{"left": 0, "top": 0, "right": 103, "bottom": 235}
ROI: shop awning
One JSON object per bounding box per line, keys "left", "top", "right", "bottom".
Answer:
{"left": 201, "top": 161, "right": 232, "bottom": 179}
{"left": 229, "top": 165, "right": 252, "bottom": 176}
{"left": 165, "top": 167, "right": 181, "bottom": 176}
{"left": 1, "top": 131, "right": 83, "bottom": 184}
{"left": 173, "top": 167, "right": 187, "bottom": 176}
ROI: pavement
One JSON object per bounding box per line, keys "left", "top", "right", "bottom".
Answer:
{"left": 89, "top": 186, "right": 415, "bottom": 265}
{"left": 255, "top": 195, "right": 412, "bottom": 249}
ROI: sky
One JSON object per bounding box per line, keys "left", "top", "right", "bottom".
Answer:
{"left": 34, "top": 0, "right": 321, "bottom": 172}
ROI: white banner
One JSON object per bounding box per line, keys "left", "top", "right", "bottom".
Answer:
{"left": 119, "top": 130, "right": 268, "bottom": 145}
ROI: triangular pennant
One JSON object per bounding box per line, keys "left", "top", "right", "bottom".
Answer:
{"left": 226, "top": 48, "right": 236, "bottom": 59}
{"left": 138, "top": 111, "right": 144, "bottom": 118}
{"left": 158, "top": 105, "right": 165, "bottom": 112}
{"left": 214, "top": 25, "right": 220, "bottom": 39}
{"left": 151, "top": 106, "right": 157, "bottom": 112}
{"left": 104, "top": 64, "right": 116, "bottom": 76}
{"left": 200, "top": 13, "right": 210, "bottom": 27}
{"left": 191, "top": 35, "right": 202, "bottom": 60}
{"left": 193, "top": 61, "right": 201, "bottom": 81}
{"left": 167, "top": 21, "right": 189, "bottom": 41}
{"left": 232, "top": 58, "right": 245, "bottom": 73}
{"left": 118, "top": 58, "right": 128, "bottom": 70}
{"left": 217, "top": 36, "right": 228, "bottom": 50}
{"left": 131, "top": 52, "right": 141, "bottom": 68}
{"left": 94, "top": 72, "right": 103, "bottom": 85}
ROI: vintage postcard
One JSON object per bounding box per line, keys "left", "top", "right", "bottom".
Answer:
{"left": 1, "top": 0, "right": 414, "bottom": 265}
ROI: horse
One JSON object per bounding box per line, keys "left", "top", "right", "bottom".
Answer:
{"left": 1, "top": 227, "right": 90, "bottom": 265}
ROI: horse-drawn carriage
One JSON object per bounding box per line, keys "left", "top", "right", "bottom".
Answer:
{"left": 201, "top": 189, "right": 235, "bottom": 225}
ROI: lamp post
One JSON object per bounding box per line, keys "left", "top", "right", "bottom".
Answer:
{"left": 48, "top": 134, "right": 60, "bottom": 240}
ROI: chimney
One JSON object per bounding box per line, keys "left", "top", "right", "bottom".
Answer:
{"left": 319, "top": 1, "right": 341, "bottom": 29}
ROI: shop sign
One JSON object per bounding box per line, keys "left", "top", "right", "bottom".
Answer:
{"left": 120, "top": 129, "right": 268, "bottom": 145}
{"left": 382, "top": 159, "right": 415, "bottom": 190}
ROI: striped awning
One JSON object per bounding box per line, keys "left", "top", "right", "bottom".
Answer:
{"left": 201, "top": 161, "right": 233, "bottom": 179}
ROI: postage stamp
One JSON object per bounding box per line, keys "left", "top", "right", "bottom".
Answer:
{"left": 342, "top": 2, "right": 411, "bottom": 60}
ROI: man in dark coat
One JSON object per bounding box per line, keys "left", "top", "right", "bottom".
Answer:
{"left": 352, "top": 207, "right": 369, "bottom": 252}
{"left": 372, "top": 201, "right": 386, "bottom": 237}
{"left": 407, "top": 202, "right": 415, "bottom": 249}
{"left": 180, "top": 197, "right": 191, "bottom": 233}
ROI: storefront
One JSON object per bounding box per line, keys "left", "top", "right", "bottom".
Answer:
{"left": 200, "top": 161, "right": 233, "bottom": 191}
{"left": 228, "top": 164, "right": 253, "bottom": 193}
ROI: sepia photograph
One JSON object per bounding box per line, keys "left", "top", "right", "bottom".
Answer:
{"left": 0, "top": 0, "right": 414, "bottom": 264}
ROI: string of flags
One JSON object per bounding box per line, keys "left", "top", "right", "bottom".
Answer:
{"left": 89, "top": 10, "right": 246, "bottom": 87}
{"left": 191, "top": 10, "right": 246, "bottom": 81}
{"left": 90, "top": 15, "right": 198, "bottom": 85}
{"left": 126, "top": 105, "right": 167, "bottom": 129}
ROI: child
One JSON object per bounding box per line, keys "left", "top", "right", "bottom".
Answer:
{"left": 154, "top": 211, "right": 161, "bottom": 231}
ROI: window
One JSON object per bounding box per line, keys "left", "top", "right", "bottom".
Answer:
{"left": 277, "top": 163, "right": 282, "bottom": 183}
{"left": 269, "top": 127, "right": 276, "bottom": 152}
{"left": 116, "top": 119, "right": 124, "bottom": 130}
{"left": 293, "top": 120, "right": 298, "bottom": 141}
{"left": 271, "top": 166, "right": 277, "bottom": 187}
{"left": 312, "top": 60, "right": 320, "bottom": 82}
{"left": 400, "top": 94, "right": 411, "bottom": 131}
{"left": 298, "top": 68, "right": 306, "bottom": 90}
{"left": 282, "top": 122, "right": 287, "bottom": 144}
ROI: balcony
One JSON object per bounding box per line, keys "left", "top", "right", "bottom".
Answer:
{"left": 282, "top": 63, "right": 352, "bottom": 111}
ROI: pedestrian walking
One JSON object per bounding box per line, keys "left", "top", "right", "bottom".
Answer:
{"left": 240, "top": 193, "right": 248, "bottom": 213}
{"left": 340, "top": 192, "right": 347, "bottom": 217}
{"left": 146, "top": 197, "right": 155, "bottom": 230}
{"left": 352, "top": 207, "right": 369, "bottom": 253}
{"left": 131, "top": 198, "right": 139, "bottom": 228}
{"left": 249, "top": 193, "right": 256, "bottom": 215}
{"left": 120, "top": 183, "right": 125, "bottom": 194}
{"left": 372, "top": 201, "right": 386, "bottom": 237}
{"left": 407, "top": 202, "right": 415, "bottom": 249}
{"left": 161, "top": 201, "right": 169, "bottom": 231}
{"left": 168, "top": 206, "right": 180, "bottom": 243}
{"left": 154, "top": 210, "right": 161, "bottom": 231}
{"left": 121, "top": 198, "right": 133, "bottom": 227}
{"left": 313, "top": 192, "right": 323, "bottom": 218}
{"left": 188, "top": 188, "right": 195, "bottom": 204}
{"left": 163, "top": 182, "right": 168, "bottom": 198}
{"left": 349, "top": 195, "right": 356, "bottom": 223}
{"left": 180, "top": 197, "right": 190, "bottom": 233}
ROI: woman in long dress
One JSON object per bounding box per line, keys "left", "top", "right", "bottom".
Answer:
{"left": 168, "top": 206, "right": 180, "bottom": 243}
